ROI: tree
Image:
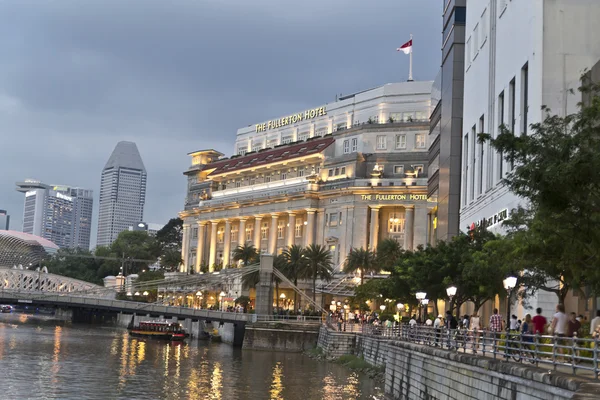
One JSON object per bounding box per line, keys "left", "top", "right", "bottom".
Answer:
{"left": 280, "top": 245, "right": 308, "bottom": 310}
{"left": 160, "top": 249, "right": 183, "bottom": 272}
{"left": 376, "top": 238, "right": 403, "bottom": 270}
{"left": 304, "top": 244, "right": 334, "bottom": 305}
{"left": 481, "top": 82, "right": 600, "bottom": 301}
{"left": 109, "top": 231, "right": 160, "bottom": 274}
{"left": 343, "top": 247, "right": 378, "bottom": 285}
{"left": 232, "top": 244, "right": 258, "bottom": 267}
{"left": 156, "top": 218, "right": 183, "bottom": 252}
{"left": 45, "top": 248, "right": 104, "bottom": 285}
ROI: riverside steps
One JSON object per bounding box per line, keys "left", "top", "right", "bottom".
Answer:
{"left": 317, "top": 325, "right": 600, "bottom": 399}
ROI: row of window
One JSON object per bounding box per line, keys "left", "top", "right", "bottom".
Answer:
{"left": 341, "top": 133, "right": 426, "bottom": 154}
{"left": 209, "top": 222, "right": 305, "bottom": 243}
{"left": 462, "top": 61, "right": 528, "bottom": 206}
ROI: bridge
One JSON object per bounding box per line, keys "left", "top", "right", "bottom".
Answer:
{"left": 0, "top": 254, "right": 324, "bottom": 327}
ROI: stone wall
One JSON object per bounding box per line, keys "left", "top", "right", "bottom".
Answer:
{"left": 243, "top": 322, "right": 319, "bottom": 352}
{"left": 317, "top": 325, "right": 356, "bottom": 358}
{"left": 317, "top": 327, "right": 591, "bottom": 400}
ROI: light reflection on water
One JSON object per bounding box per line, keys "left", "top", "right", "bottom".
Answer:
{"left": 0, "top": 314, "right": 383, "bottom": 399}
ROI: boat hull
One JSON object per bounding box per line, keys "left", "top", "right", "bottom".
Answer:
{"left": 128, "top": 330, "right": 188, "bottom": 341}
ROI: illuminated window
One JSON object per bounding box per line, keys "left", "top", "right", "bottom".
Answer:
{"left": 343, "top": 140, "right": 350, "bottom": 154}
{"left": 217, "top": 228, "right": 224, "bottom": 243}
{"left": 395, "top": 134, "right": 407, "bottom": 149}
{"left": 295, "top": 221, "right": 302, "bottom": 237}
{"left": 231, "top": 226, "right": 238, "bottom": 242}
{"left": 261, "top": 222, "right": 268, "bottom": 240}
{"left": 415, "top": 134, "right": 426, "bottom": 149}
{"left": 277, "top": 221, "right": 285, "bottom": 239}
{"left": 246, "top": 225, "right": 253, "bottom": 242}
{"left": 389, "top": 112, "right": 402, "bottom": 122}
{"left": 376, "top": 135, "right": 387, "bottom": 150}
{"left": 394, "top": 165, "right": 404, "bottom": 175}
{"left": 329, "top": 213, "right": 338, "bottom": 227}
{"left": 388, "top": 213, "right": 405, "bottom": 233}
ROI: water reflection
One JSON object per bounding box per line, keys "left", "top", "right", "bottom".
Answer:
{"left": 0, "top": 314, "right": 382, "bottom": 399}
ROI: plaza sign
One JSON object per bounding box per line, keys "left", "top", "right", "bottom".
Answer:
{"left": 255, "top": 106, "right": 327, "bottom": 132}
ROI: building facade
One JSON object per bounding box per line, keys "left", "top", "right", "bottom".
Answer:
{"left": 179, "top": 82, "right": 436, "bottom": 273}
{"left": 428, "top": 0, "right": 466, "bottom": 243}
{"left": 459, "top": 0, "right": 600, "bottom": 316}
{"left": 15, "top": 180, "right": 93, "bottom": 249}
{"left": 97, "top": 141, "right": 147, "bottom": 248}
{"left": 0, "top": 210, "right": 9, "bottom": 230}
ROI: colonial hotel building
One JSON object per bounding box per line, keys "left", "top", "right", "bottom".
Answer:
{"left": 179, "top": 81, "right": 436, "bottom": 279}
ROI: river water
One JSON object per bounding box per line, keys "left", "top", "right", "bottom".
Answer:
{"left": 0, "top": 313, "right": 384, "bottom": 400}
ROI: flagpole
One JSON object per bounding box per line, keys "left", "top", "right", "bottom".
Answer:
{"left": 408, "top": 34, "right": 413, "bottom": 82}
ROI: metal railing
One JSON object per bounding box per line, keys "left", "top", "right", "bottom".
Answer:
{"left": 354, "top": 323, "right": 600, "bottom": 378}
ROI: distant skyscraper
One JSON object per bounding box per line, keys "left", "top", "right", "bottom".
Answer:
{"left": 0, "top": 210, "right": 9, "bottom": 230}
{"left": 97, "top": 141, "right": 147, "bottom": 248}
{"left": 15, "top": 179, "right": 94, "bottom": 249}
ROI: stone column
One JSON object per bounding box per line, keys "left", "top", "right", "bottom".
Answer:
{"left": 254, "top": 216, "right": 262, "bottom": 252}
{"left": 195, "top": 222, "right": 206, "bottom": 273}
{"left": 255, "top": 254, "right": 273, "bottom": 316}
{"left": 269, "top": 214, "right": 279, "bottom": 254}
{"left": 208, "top": 221, "right": 218, "bottom": 271}
{"left": 305, "top": 210, "right": 316, "bottom": 247}
{"left": 181, "top": 223, "right": 191, "bottom": 273}
{"left": 404, "top": 206, "right": 415, "bottom": 250}
{"left": 238, "top": 218, "right": 247, "bottom": 246}
{"left": 286, "top": 213, "right": 296, "bottom": 247}
{"left": 369, "top": 207, "right": 380, "bottom": 251}
{"left": 222, "top": 219, "right": 232, "bottom": 267}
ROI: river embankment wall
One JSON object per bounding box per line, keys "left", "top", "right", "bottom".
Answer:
{"left": 243, "top": 322, "right": 319, "bottom": 352}
{"left": 318, "top": 326, "right": 597, "bottom": 400}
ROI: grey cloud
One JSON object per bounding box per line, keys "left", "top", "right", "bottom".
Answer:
{"left": 0, "top": 0, "right": 442, "bottom": 246}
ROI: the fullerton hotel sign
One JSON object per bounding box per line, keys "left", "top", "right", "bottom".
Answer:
{"left": 360, "top": 194, "right": 429, "bottom": 201}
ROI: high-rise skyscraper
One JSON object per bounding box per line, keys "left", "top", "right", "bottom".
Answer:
{"left": 15, "top": 180, "right": 94, "bottom": 249}
{"left": 97, "top": 141, "right": 147, "bottom": 248}
{"left": 0, "top": 210, "right": 9, "bottom": 230}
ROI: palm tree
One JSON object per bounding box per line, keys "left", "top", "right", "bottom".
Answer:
{"left": 304, "top": 244, "right": 334, "bottom": 305}
{"left": 376, "top": 238, "right": 403, "bottom": 270}
{"left": 281, "top": 245, "right": 308, "bottom": 311}
{"left": 232, "top": 244, "right": 259, "bottom": 289}
{"left": 232, "top": 244, "right": 258, "bottom": 267}
{"left": 343, "top": 247, "right": 377, "bottom": 285}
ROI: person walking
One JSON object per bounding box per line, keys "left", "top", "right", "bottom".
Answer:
{"left": 433, "top": 314, "right": 443, "bottom": 347}
{"left": 489, "top": 308, "right": 503, "bottom": 352}
{"left": 470, "top": 312, "right": 481, "bottom": 353}
{"left": 551, "top": 304, "right": 568, "bottom": 360}
{"left": 532, "top": 308, "right": 547, "bottom": 334}
{"left": 590, "top": 310, "right": 600, "bottom": 337}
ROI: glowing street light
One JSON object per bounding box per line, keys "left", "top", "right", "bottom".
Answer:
{"left": 379, "top": 305, "right": 386, "bottom": 312}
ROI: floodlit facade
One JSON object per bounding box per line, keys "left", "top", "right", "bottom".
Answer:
{"left": 97, "top": 141, "right": 147, "bottom": 248}
{"left": 15, "top": 180, "right": 93, "bottom": 249}
{"left": 460, "top": 0, "right": 600, "bottom": 316}
{"left": 180, "top": 82, "right": 436, "bottom": 280}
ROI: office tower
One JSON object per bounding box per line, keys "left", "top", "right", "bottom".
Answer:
{"left": 97, "top": 141, "right": 147, "bottom": 248}
{"left": 15, "top": 180, "right": 94, "bottom": 249}
{"left": 0, "top": 210, "right": 9, "bottom": 230}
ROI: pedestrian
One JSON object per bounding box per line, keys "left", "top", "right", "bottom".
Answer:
{"left": 409, "top": 314, "right": 417, "bottom": 327}
{"left": 551, "top": 304, "right": 568, "bottom": 360}
{"left": 470, "top": 312, "right": 481, "bottom": 353}
{"left": 591, "top": 310, "right": 600, "bottom": 337}
{"left": 568, "top": 312, "right": 581, "bottom": 337}
{"left": 509, "top": 314, "right": 519, "bottom": 331}
{"left": 425, "top": 317, "right": 433, "bottom": 326}
{"left": 489, "top": 308, "right": 503, "bottom": 332}
{"left": 532, "top": 308, "right": 547, "bottom": 334}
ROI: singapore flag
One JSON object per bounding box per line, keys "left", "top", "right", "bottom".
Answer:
{"left": 397, "top": 39, "right": 412, "bottom": 54}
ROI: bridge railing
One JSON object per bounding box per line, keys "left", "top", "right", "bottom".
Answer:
{"left": 0, "top": 290, "right": 254, "bottom": 322}
{"left": 356, "top": 323, "right": 600, "bottom": 379}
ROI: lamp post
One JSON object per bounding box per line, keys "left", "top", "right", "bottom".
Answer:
{"left": 343, "top": 304, "right": 349, "bottom": 331}
{"left": 421, "top": 299, "right": 429, "bottom": 321}
{"left": 219, "top": 291, "right": 226, "bottom": 311}
{"left": 446, "top": 285, "right": 457, "bottom": 316}
{"left": 396, "top": 303, "right": 405, "bottom": 322}
{"left": 196, "top": 291, "right": 203, "bottom": 309}
{"left": 416, "top": 292, "right": 426, "bottom": 322}
{"left": 503, "top": 276, "right": 517, "bottom": 332}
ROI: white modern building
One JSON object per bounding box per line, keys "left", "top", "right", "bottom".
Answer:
{"left": 15, "top": 180, "right": 94, "bottom": 249}
{"left": 460, "top": 0, "right": 600, "bottom": 314}
{"left": 97, "top": 141, "right": 147, "bottom": 248}
{"left": 234, "top": 82, "right": 432, "bottom": 156}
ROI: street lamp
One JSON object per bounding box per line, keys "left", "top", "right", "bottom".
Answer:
{"left": 421, "top": 299, "right": 429, "bottom": 320}
{"left": 503, "top": 276, "right": 518, "bottom": 332}
{"left": 219, "top": 291, "right": 226, "bottom": 311}
{"left": 196, "top": 291, "right": 203, "bottom": 309}
{"left": 142, "top": 291, "right": 149, "bottom": 296}
{"left": 416, "top": 292, "right": 426, "bottom": 321}
{"left": 379, "top": 305, "right": 386, "bottom": 312}
{"left": 446, "top": 285, "right": 457, "bottom": 315}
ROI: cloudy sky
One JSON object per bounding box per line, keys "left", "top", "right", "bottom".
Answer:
{"left": 0, "top": 0, "right": 442, "bottom": 247}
